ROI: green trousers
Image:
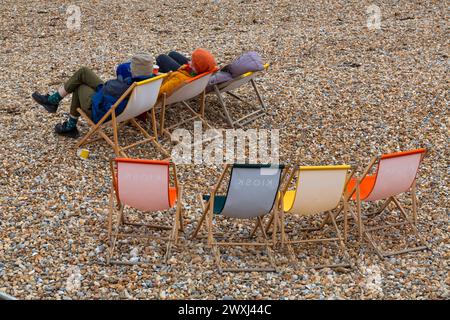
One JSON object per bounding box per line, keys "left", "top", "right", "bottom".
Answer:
{"left": 64, "top": 67, "right": 104, "bottom": 118}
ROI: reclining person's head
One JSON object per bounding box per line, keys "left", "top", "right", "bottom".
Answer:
{"left": 131, "top": 53, "right": 154, "bottom": 78}
{"left": 190, "top": 48, "right": 217, "bottom": 74}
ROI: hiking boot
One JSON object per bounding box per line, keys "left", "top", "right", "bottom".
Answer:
{"left": 32, "top": 92, "right": 59, "bottom": 113}
{"left": 54, "top": 121, "right": 79, "bottom": 139}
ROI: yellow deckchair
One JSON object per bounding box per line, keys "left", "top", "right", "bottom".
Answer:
{"left": 271, "top": 165, "right": 354, "bottom": 269}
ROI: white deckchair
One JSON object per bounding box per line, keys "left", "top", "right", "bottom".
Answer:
{"left": 209, "top": 63, "right": 269, "bottom": 128}
{"left": 158, "top": 70, "right": 219, "bottom": 140}
{"left": 76, "top": 74, "right": 169, "bottom": 158}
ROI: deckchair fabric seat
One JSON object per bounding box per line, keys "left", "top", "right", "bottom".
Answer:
{"left": 284, "top": 166, "right": 350, "bottom": 216}
{"left": 272, "top": 164, "right": 353, "bottom": 269}
{"left": 159, "top": 70, "right": 218, "bottom": 142}
{"left": 202, "top": 195, "right": 226, "bottom": 214}
{"left": 107, "top": 158, "right": 184, "bottom": 265}
{"left": 350, "top": 149, "right": 425, "bottom": 202}
{"left": 346, "top": 148, "right": 429, "bottom": 259}
{"left": 192, "top": 163, "right": 285, "bottom": 272}
{"left": 76, "top": 74, "right": 169, "bottom": 158}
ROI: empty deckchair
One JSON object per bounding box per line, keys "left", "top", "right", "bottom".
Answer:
{"left": 191, "top": 163, "right": 285, "bottom": 273}
{"left": 208, "top": 63, "right": 269, "bottom": 128}
{"left": 159, "top": 70, "right": 218, "bottom": 141}
{"left": 76, "top": 74, "right": 169, "bottom": 158}
{"left": 107, "top": 158, "right": 183, "bottom": 264}
{"left": 346, "top": 148, "right": 430, "bottom": 259}
{"left": 270, "top": 165, "right": 353, "bottom": 269}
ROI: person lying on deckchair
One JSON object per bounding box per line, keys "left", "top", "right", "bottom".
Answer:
{"left": 32, "top": 53, "right": 154, "bottom": 138}
{"left": 117, "top": 49, "right": 217, "bottom": 98}
{"left": 156, "top": 49, "right": 217, "bottom": 97}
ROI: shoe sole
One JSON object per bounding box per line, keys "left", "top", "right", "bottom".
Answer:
{"left": 55, "top": 130, "right": 80, "bottom": 139}
{"left": 32, "top": 95, "right": 57, "bottom": 113}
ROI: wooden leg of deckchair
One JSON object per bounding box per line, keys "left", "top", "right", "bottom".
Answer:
{"left": 165, "top": 198, "right": 181, "bottom": 262}
{"left": 76, "top": 109, "right": 114, "bottom": 149}
{"left": 411, "top": 182, "right": 418, "bottom": 225}
{"left": 107, "top": 205, "right": 124, "bottom": 264}
{"left": 251, "top": 211, "right": 276, "bottom": 238}
{"left": 363, "top": 228, "right": 385, "bottom": 259}
{"left": 343, "top": 197, "right": 348, "bottom": 243}
{"left": 111, "top": 112, "right": 120, "bottom": 156}
{"left": 76, "top": 109, "right": 106, "bottom": 148}
{"left": 328, "top": 212, "right": 353, "bottom": 269}
{"left": 207, "top": 196, "right": 214, "bottom": 246}
{"left": 212, "top": 241, "right": 223, "bottom": 273}
{"left": 356, "top": 182, "right": 363, "bottom": 240}
{"left": 214, "top": 85, "right": 234, "bottom": 128}
{"left": 176, "top": 186, "right": 183, "bottom": 236}
{"left": 164, "top": 213, "right": 177, "bottom": 263}
{"left": 181, "top": 101, "right": 217, "bottom": 132}
{"left": 191, "top": 195, "right": 209, "bottom": 239}
{"left": 359, "top": 199, "right": 425, "bottom": 260}
{"left": 391, "top": 197, "right": 430, "bottom": 250}
{"left": 159, "top": 94, "right": 167, "bottom": 138}
{"left": 280, "top": 209, "right": 286, "bottom": 247}
{"left": 279, "top": 210, "right": 296, "bottom": 260}
{"left": 366, "top": 198, "right": 392, "bottom": 218}
{"left": 271, "top": 209, "right": 278, "bottom": 248}
{"left": 216, "top": 218, "right": 277, "bottom": 273}
{"left": 257, "top": 216, "right": 277, "bottom": 272}
{"left": 250, "top": 79, "right": 267, "bottom": 111}
{"left": 108, "top": 188, "right": 115, "bottom": 242}
{"left": 129, "top": 118, "right": 170, "bottom": 157}
{"left": 118, "top": 204, "right": 125, "bottom": 225}
{"left": 150, "top": 107, "right": 158, "bottom": 139}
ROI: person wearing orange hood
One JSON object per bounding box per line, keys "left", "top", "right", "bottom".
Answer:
{"left": 156, "top": 48, "right": 217, "bottom": 98}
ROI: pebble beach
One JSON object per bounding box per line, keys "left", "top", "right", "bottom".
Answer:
{"left": 0, "top": 0, "right": 448, "bottom": 299}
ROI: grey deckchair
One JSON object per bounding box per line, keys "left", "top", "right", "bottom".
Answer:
{"left": 192, "top": 163, "right": 286, "bottom": 273}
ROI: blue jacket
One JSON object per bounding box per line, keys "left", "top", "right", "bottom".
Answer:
{"left": 91, "top": 65, "right": 152, "bottom": 124}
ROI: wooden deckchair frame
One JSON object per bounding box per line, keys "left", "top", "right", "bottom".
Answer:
{"left": 210, "top": 63, "right": 269, "bottom": 128}
{"left": 106, "top": 159, "right": 184, "bottom": 265}
{"left": 191, "top": 164, "right": 284, "bottom": 273}
{"left": 76, "top": 75, "right": 170, "bottom": 158}
{"left": 266, "top": 165, "right": 353, "bottom": 269}
{"left": 341, "top": 151, "right": 430, "bottom": 259}
{"left": 159, "top": 71, "right": 219, "bottom": 143}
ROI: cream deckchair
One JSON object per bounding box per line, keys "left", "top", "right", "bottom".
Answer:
{"left": 159, "top": 70, "right": 217, "bottom": 141}
{"left": 272, "top": 165, "right": 353, "bottom": 269}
